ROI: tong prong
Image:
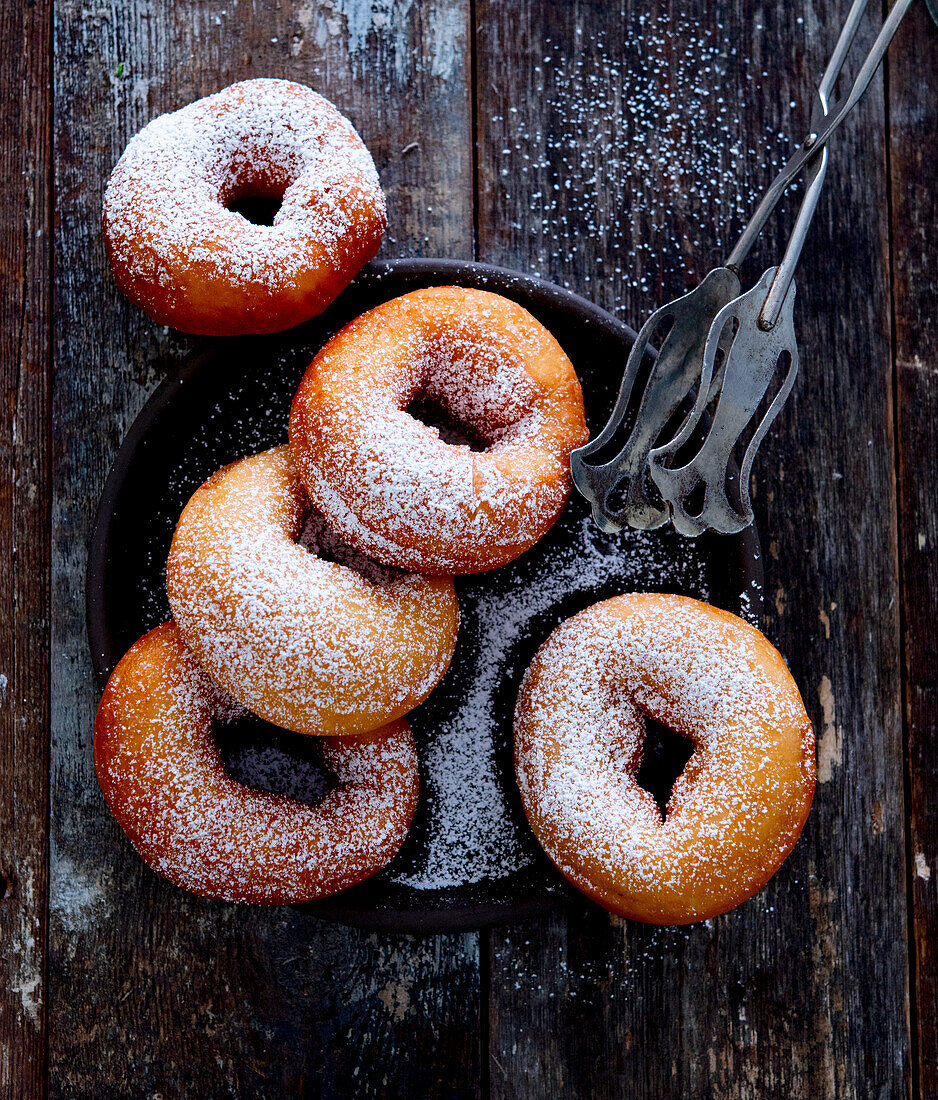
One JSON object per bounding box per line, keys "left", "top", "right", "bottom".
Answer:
{"left": 648, "top": 269, "right": 800, "bottom": 537}
{"left": 569, "top": 268, "right": 740, "bottom": 531}
{"left": 569, "top": 301, "right": 663, "bottom": 532}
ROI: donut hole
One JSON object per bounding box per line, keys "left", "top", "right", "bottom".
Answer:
{"left": 411, "top": 335, "right": 541, "bottom": 451}
{"left": 405, "top": 395, "right": 490, "bottom": 451}
{"left": 226, "top": 191, "right": 283, "bottom": 226}
{"left": 635, "top": 716, "right": 695, "bottom": 820}
{"left": 224, "top": 170, "right": 288, "bottom": 224}
{"left": 217, "top": 713, "right": 339, "bottom": 804}
{"left": 297, "top": 509, "right": 406, "bottom": 588}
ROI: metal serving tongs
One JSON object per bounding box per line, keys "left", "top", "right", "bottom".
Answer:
{"left": 571, "top": 0, "right": 915, "bottom": 536}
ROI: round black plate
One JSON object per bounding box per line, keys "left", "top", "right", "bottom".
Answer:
{"left": 87, "top": 258, "right": 763, "bottom": 933}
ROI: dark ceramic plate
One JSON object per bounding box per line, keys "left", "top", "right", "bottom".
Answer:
{"left": 86, "top": 258, "right": 764, "bottom": 933}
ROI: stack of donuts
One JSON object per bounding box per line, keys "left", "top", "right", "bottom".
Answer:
{"left": 96, "top": 79, "right": 815, "bottom": 923}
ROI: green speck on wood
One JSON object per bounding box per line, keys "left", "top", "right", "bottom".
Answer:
{"left": 116, "top": 61, "right": 124, "bottom": 77}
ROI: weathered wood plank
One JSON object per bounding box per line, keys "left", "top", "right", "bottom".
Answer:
{"left": 475, "top": 1, "right": 909, "bottom": 1094}
{"left": 0, "top": 0, "right": 51, "bottom": 1095}
{"left": 51, "top": 0, "right": 478, "bottom": 1094}
{"left": 889, "top": 5, "right": 938, "bottom": 1096}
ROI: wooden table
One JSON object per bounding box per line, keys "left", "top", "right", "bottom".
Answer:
{"left": 2, "top": 0, "right": 936, "bottom": 1095}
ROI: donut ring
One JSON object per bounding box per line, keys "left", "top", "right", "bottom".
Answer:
{"left": 289, "top": 287, "right": 589, "bottom": 574}
{"left": 102, "top": 79, "right": 386, "bottom": 335}
{"left": 95, "top": 622, "right": 418, "bottom": 904}
{"left": 166, "top": 446, "right": 459, "bottom": 736}
{"left": 514, "top": 593, "right": 815, "bottom": 924}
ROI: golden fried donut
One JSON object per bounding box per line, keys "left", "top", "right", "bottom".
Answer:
{"left": 166, "top": 446, "right": 459, "bottom": 736}
{"left": 102, "top": 79, "right": 385, "bottom": 335}
{"left": 514, "top": 593, "right": 815, "bottom": 924}
{"left": 95, "top": 622, "right": 418, "bottom": 903}
{"left": 289, "top": 287, "right": 589, "bottom": 574}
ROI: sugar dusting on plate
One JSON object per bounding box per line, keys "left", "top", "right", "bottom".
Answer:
{"left": 387, "top": 515, "right": 710, "bottom": 891}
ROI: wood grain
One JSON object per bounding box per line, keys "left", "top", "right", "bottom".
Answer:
{"left": 0, "top": 0, "right": 51, "bottom": 1095}
{"left": 36, "top": 0, "right": 937, "bottom": 1092}
{"left": 50, "top": 0, "right": 479, "bottom": 1094}
{"left": 475, "top": 1, "right": 909, "bottom": 1094}
{"left": 888, "top": 5, "right": 938, "bottom": 1096}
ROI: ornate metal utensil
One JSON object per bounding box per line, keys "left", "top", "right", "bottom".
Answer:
{"left": 571, "top": 0, "right": 915, "bottom": 535}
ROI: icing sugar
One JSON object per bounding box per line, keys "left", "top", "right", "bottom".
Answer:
{"left": 514, "top": 593, "right": 814, "bottom": 916}
{"left": 103, "top": 79, "right": 386, "bottom": 302}
{"left": 166, "top": 446, "right": 458, "bottom": 735}
{"left": 103, "top": 285, "right": 760, "bottom": 901}
{"left": 96, "top": 623, "right": 418, "bottom": 903}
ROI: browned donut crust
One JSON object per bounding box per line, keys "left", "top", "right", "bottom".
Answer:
{"left": 514, "top": 593, "right": 815, "bottom": 924}
{"left": 289, "top": 286, "right": 589, "bottom": 574}
{"left": 95, "top": 622, "right": 419, "bottom": 904}
{"left": 102, "top": 79, "right": 385, "bottom": 335}
{"left": 166, "top": 446, "right": 459, "bottom": 737}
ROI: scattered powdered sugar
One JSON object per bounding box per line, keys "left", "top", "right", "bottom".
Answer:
{"left": 97, "top": 623, "right": 418, "bottom": 903}
{"left": 104, "top": 276, "right": 762, "bottom": 903}
{"left": 389, "top": 517, "right": 712, "bottom": 890}
{"left": 514, "top": 594, "right": 814, "bottom": 917}
{"left": 486, "top": 14, "right": 793, "bottom": 305}
{"left": 103, "top": 79, "right": 385, "bottom": 304}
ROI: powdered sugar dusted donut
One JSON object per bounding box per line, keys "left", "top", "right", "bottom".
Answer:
{"left": 289, "top": 287, "right": 589, "bottom": 574}
{"left": 166, "top": 446, "right": 459, "bottom": 737}
{"left": 514, "top": 593, "right": 815, "bottom": 924}
{"left": 95, "top": 622, "right": 418, "bottom": 903}
{"left": 103, "top": 79, "right": 385, "bottom": 335}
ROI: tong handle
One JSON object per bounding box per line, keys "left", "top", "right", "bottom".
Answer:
{"left": 756, "top": 0, "right": 869, "bottom": 328}
{"left": 727, "top": 0, "right": 914, "bottom": 277}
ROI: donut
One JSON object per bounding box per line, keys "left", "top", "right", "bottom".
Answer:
{"left": 102, "top": 79, "right": 385, "bottom": 335}
{"left": 514, "top": 593, "right": 815, "bottom": 924}
{"left": 95, "top": 622, "right": 418, "bottom": 903}
{"left": 289, "top": 286, "right": 589, "bottom": 574}
{"left": 166, "top": 446, "right": 459, "bottom": 737}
